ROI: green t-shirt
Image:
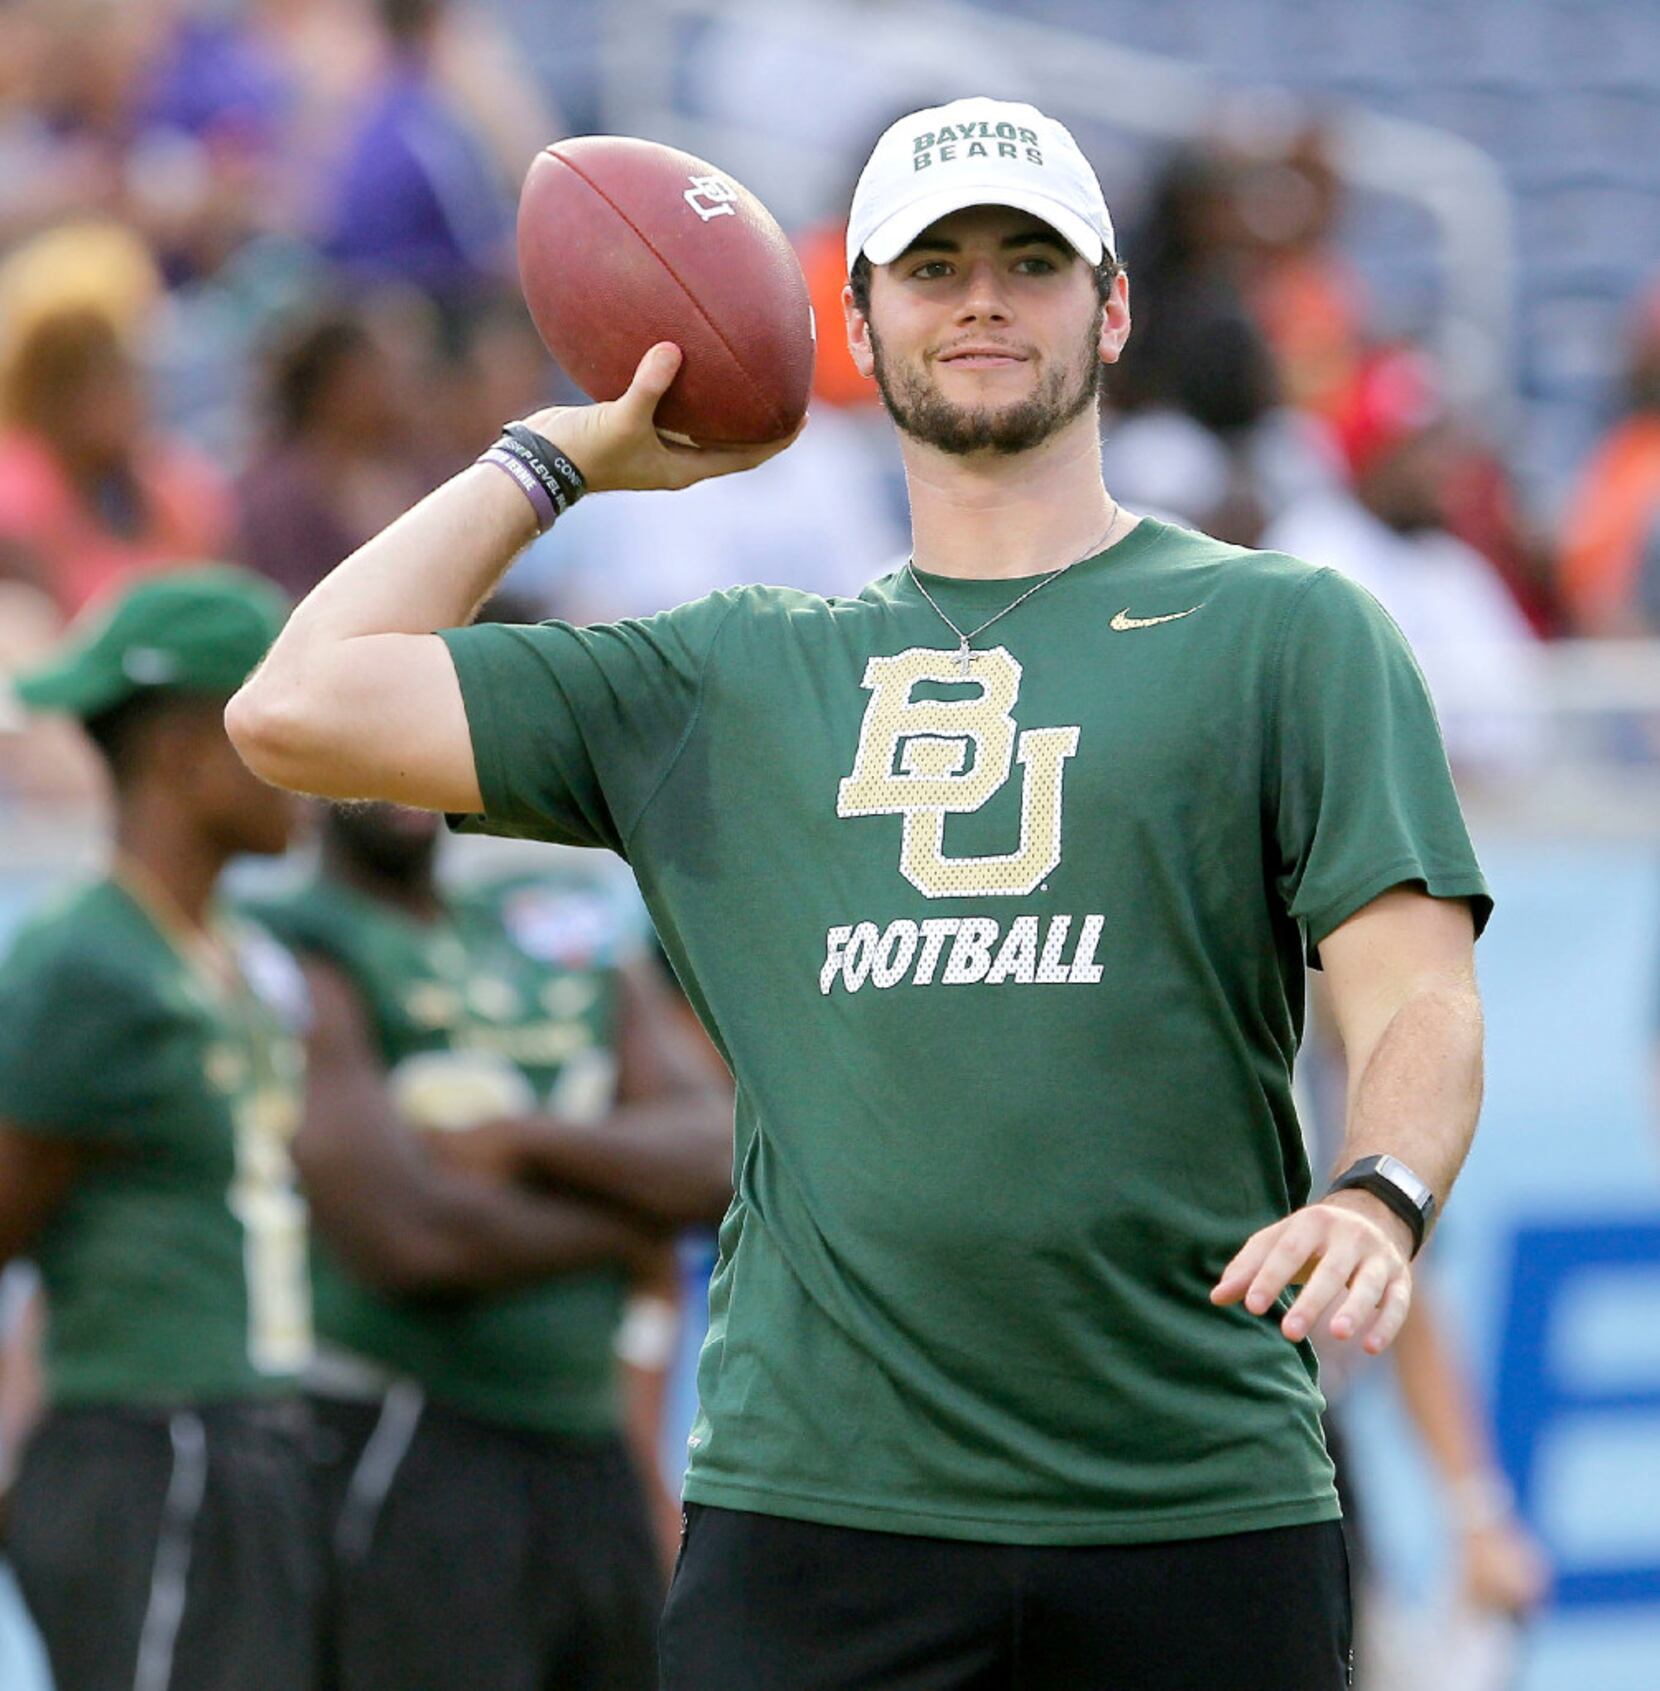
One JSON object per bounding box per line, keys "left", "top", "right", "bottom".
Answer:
{"left": 440, "top": 517, "right": 1492, "bottom": 1545}
{"left": 255, "top": 869, "right": 634, "bottom": 1436}
{"left": 0, "top": 878, "right": 312, "bottom": 1405}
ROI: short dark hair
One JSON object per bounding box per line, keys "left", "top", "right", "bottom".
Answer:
{"left": 847, "top": 248, "right": 1124, "bottom": 318}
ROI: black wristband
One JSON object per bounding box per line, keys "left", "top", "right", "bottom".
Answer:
{"left": 477, "top": 444, "right": 558, "bottom": 531}
{"left": 500, "top": 423, "right": 587, "bottom": 516}
{"left": 1325, "top": 1154, "right": 1436, "bottom": 1258}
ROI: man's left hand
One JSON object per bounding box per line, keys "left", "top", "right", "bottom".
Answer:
{"left": 1210, "top": 1194, "right": 1414, "bottom": 1354}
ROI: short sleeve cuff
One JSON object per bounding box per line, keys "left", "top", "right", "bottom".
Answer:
{"left": 438, "top": 626, "right": 514, "bottom": 834}
{"left": 1303, "top": 861, "right": 1494, "bottom": 968}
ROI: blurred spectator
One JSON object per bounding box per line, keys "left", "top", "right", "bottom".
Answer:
{"left": 1235, "top": 120, "right": 1371, "bottom": 427}
{"left": 126, "top": 4, "right": 296, "bottom": 284}
{"left": 0, "top": 225, "right": 233, "bottom": 617}
{"left": 235, "top": 302, "right": 427, "bottom": 598}
{"left": 1438, "top": 436, "right": 1560, "bottom": 639}
{"left": 419, "top": 287, "right": 564, "bottom": 474}
{"left": 1111, "top": 145, "right": 1253, "bottom": 416}
{"left": 1102, "top": 283, "right": 1339, "bottom": 545}
{"left": 318, "top": 0, "right": 551, "bottom": 304}
{"left": 1102, "top": 144, "right": 1338, "bottom": 546}
{"left": 0, "top": 215, "right": 161, "bottom": 346}
{"left": 1103, "top": 321, "right": 1342, "bottom": 545}
{"left": 0, "top": 0, "right": 161, "bottom": 246}
{"left": 250, "top": 0, "right": 384, "bottom": 144}
{"left": 427, "top": 0, "right": 567, "bottom": 193}
{"left": 1264, "top": 346, "right": 1541, "bottom": 778}
{"left": 0, "top": 0, "right": 300, "bottom": 282}
{"left": 1557, "top": 283, "right": 1660, "bottom": 635}
{"left": 140, "top": 4, "right": 291, "bottom": 145}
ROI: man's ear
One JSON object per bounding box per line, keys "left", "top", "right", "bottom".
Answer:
{"left": 843, "top": 283, "right": 876, "bottom": 380}
{"left": 1098, "top": 269, "right": 1131, "bottom": 368}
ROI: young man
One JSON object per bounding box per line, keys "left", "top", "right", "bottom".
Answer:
{"left": 0, "top": 569, "right": 318, "bottom": 1691}
{"left": 229, "top": 97, "right": 1490, "bottom": 1691}
{"left": 257, "top": 799, "right": 731, "bottom": 1691}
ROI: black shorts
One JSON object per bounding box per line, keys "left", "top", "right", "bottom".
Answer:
{"left": 659, "top": 1503, "right": 1352, "bottom": 1691}
{"left": 6, "top": 1401, "right": 319, "bottom": 1691}
{"left": 309, "top": 1391, "right": 662, "bottom": 1691}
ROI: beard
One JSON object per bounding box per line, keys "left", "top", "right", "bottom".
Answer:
{"left": 327, "top": 801, "right": 441, "bottom": 883}
{"left": 870, "top": 305, "right": 1105, "bottom": 456}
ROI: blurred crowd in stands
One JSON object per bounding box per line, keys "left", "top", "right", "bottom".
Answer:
{"left": 4, "top": 0, "right": 1660, "bottom": 808}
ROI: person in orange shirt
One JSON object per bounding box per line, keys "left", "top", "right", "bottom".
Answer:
{"left": 0, "top": 304, "right": 232, "bottom": 618}
{"left": 1237, "top": 124, "right": 1369, "bottom": 428}
{"left": 1558, "top": 284, "right": 1660, "bottom": 634}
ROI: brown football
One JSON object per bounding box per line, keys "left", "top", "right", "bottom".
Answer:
{"left": 516, "top": 136, "right": 815, "bottom": 446}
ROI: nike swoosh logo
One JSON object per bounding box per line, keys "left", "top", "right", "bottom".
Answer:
{"left": 1110, "top": 605, "right": 1202, "bottom": 631}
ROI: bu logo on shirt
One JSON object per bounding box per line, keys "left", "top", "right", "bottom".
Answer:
{"left": 837, "top": 646, "right": 1080, "bottom": 898}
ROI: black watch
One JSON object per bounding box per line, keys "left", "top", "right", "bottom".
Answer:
{"left": 1325, "top": 1154, "right": 1437, "bottom": 1258}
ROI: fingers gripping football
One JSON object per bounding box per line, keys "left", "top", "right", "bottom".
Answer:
{"left": 520, "top": 344, "right": 800, "bottom": 496}
{"left": 1210, "top": 1202, "right": 1414, "bottom": 1355}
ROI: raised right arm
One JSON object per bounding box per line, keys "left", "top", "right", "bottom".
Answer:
{"left": 225, "top": 343, "right": 796, "bottom": 811}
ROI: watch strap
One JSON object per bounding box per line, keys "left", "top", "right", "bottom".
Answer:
{"left": 1325, "top": 1154, "right": 1436, "bottom": 1258}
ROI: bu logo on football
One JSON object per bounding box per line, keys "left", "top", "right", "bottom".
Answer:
{"left": 837, "top": 647, "right": 1080, "bottom": 899}
{"left": 684, "top": 175, "right": 738, "bottom": 221}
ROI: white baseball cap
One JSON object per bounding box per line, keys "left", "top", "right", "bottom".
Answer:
{"left": 846, "top": 97, "right": 1116, "bottom": 274}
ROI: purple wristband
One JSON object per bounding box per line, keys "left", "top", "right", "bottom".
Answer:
{"left": 478, "top": 446, "right": 558, "bottom": 532}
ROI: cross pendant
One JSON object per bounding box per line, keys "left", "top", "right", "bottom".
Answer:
{"left": 956, "top": 640, "right": 973, "bottom": 677}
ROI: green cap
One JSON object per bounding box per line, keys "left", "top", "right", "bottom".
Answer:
{"left": 11, "top": 566, "right": 289, "bottom": 720}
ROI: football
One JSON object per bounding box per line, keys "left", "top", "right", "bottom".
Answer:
{"left": 516, "top": 136, "right": 815, "bottom": 446}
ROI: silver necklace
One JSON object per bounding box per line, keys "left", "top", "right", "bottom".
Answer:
{"left": 906, "top": 503, "right": 1119, "bottom": 677}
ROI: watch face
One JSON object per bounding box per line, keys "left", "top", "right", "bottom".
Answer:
{"left": 1375, "top": 1154, "right": 1432, "bottom": 1209}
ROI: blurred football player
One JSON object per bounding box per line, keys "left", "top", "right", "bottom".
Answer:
{"left": 0, "top": 569, "right": 317, "bottom": 1691}
{"left": 257, "top": 798, "right": 729, "bottom": 1691}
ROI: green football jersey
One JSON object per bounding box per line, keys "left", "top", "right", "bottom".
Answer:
{"left": 256, "top": 869, "right": 635, "bottom": 1436}
{"left": 0, "top": 877, "right": 311, "bottom": 1405}
{"left": 440, "top": 517, "right": 1492, "bottom": 1545}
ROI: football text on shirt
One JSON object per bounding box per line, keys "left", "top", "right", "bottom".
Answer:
{"left": 819, "top": 913, "right": 1104, "bottom": 995}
